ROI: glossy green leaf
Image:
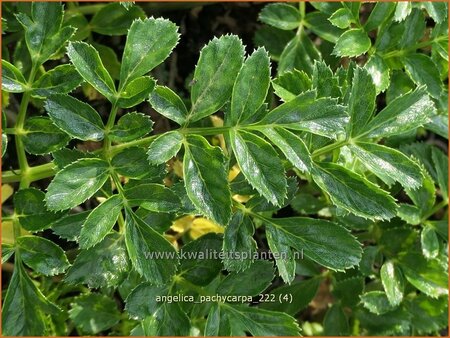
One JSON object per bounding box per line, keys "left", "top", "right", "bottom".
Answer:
{"left": 65, "top": 233, "right": 129, "bottom": 288}
{"left": 361, "top": 291, "right": 396, "bottom": 315}
{"left": 312, "top": 162, "right": 397, "bottom": 220}
{"left": 67, "top": 41, "right": 116, "bottom": 100}
{"left": 259, "top": 90, "right": 348, "bottom": 138}
{"left": 404, "top": 53, "right": 442, "bottom": 99}
{"left": 405, "top": 168, "right": 436, "bottom": 215}
{"left": 406, "top": 295, "right": 448, "bottom": 335}
{"left": 359, "top": 86, "right": 436, "bottom": 138}
{"left": 32, "top": 64, "right": 83, "bottom": 98}
{"left": 264, "top": 216, "right": 362, "bottom": 270}
{"left": 399, "top": 252, "right": 448, "bottom": 298}
{"left": 143, "top": 303, "right": 190, "bottom": 336}
{"left": 112, "top": 147, "right": 160, "bottom": 179}
{"left": 51, "top": 211, "right": 87, "bottom": 242}
{"left": 278, "top": 33, "right": 321, "bottom": 75}
{"left": 45, "top": 158, "right": 110, "bottom": 211}
{"left": 422, "top": 2, "right": 448, "bottom": 23}
{"left": 189, "top": 35, "right": 244, "bottom": 123}
{"left": 149, "top": 85, "right": 188, "bottom": 125}
{"left": 179, "top": 233, "right": 223, "bottom": 286}
{"left": 15, "top": 188, "right": 65, "bottom": 232}
{"left": 260, "top": 126, "right": 312, "bottom": 172}
{"left": 69, "top": 294, "right": 120, "bottom": 335}
{"left": 16, "top": 2, "right": 75, "bottom": 64}
{"left": 348, "top": 67, "right": 376, "bottom": 135}
{"left": 421, "top": 225, "right": 440, "bottom": 259}
{"left": 311, "top": 60, "right": 340, "bottom": 98}
{"left": 230, "top": 129, "right": 287, "bottom": 206}
{"left": 394, "top": 2, "right": 412, "bottom": 22}
{"left": 329, "top": 8, "right": 354, "bottom": 29}
{"left": 45, "top": 93, "right": 105, "bottom": 141}
{"left": 117, "top": 76, "right": 155, "bottom": 108}
{"left": 223, "top": 211, "right": 257, "bottom": 272}
{"left": 109, "top": 112, "right": 153, "bottom": 142}
{"left": 2, "top": 264, "right": 60, "bottom": 336}
{"left": 23, "top": 117, "right": 70, "bottom": 155}
{"left": 79, "top": 195, "right": 123, "bottom": 249}
{"left": 259, "top": 3, "right": 301, "bottom": 30}
{"left": 431, "top": 147, "right": 448, "bottom": 201}
{"left": 364, "top": 2, "right": 396, "bottom": 31}
{"left": 125, "top": 282, "right": 167, "bottom": 320}
{"left": 124, "top": 209, "right": 178, "bottom": 285}
{"left": 333, "top": 29, "right": 371, "bottom": 57}
{"left": 1, "top": 59, "right": 27, "bottom": 92}
{"left": 90, "top": 2, "right": 144, "bottom": 35}
{"left": 124, "top": 183, "right": 180, "bottom": 212}
{"left": 230, "top": 48, "right": 270, "bottom": 125}
{"left": 348, "top": 142, "right": 423, "bottom": 189}
{"left": 147, "top": 131, "right": 183, "bottom": 164}
{"left": 332, "top": 275, "right": 365, "bottom": 307}
{"left": 397, "top": 203, "right": 421, "bottom": 225}
{"left": 52, "top": 148, "right": 97, "bottom": 169}
{"left": 218, "top": 260, "right": 274, "bottom": 296}
{"left": 2, "top": 244, "right": 14, "bottom": 263}
{"left": 323, "top": 304, "right": 350, "bottom": 335}
{"left": 365, "top": 54, "right": 390, "bottom": 93}
{"left": 183, "top": 135, "right": 232, "bottom": 225}
{"left": 380, "top": 261, "right": 405, "bottom": 306}
{"left": 94, "top": 42, "right": 121, "bottom": 79}
{"left": 120, "top": 18, "right": 179, "bottom": 87}
{"left": 272, "top": 69, "right": 312, "bottom": 102}
{"left": 399, "top": 9, "right": 426, "bottom": 49}
{"left": 17, "top": 235, "right": 69, "bottom": 276}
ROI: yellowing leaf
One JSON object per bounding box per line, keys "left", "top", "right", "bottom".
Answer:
{"left": 2, "top": 184, "right": 14, "bottom": 203}
{"left": 170, "top": 215, "right": 223, "bottom": 240}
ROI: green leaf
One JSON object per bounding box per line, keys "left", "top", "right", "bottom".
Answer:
{"left": 45, "top": 93, "right": 105, "bottom": 141}
{"left": 332, "top": 275, "right": 365, "bottom": 306}
{"left": 264, "top": 216, "right": 362, "bottom": 270}
{"left": 329, "top": 8, "right": 354, "bottom": 29}
{"left": 404, "top": 54, "right": 442, "bottom": 99}
{"left": 183, "top": 135, "right": 232, "bottom": 225}
{"left": 421, "top": 225, "right": 440, "bottom": 259}
{"left": 260, "top": 278, "right": 320, "bottom": 315}
{"left": 32, "top": 64, "right": 83, "bottom": 98}
{"left": 305, "top": 12, "right": 344, "bottom": 43}
{"left": 311, "top": 60, "right": 340, "bottom": 98}
{"left": 120, "top": 18, "right": 179, "bottom": 87}
{"left": 189, "top": 35, "right": 244, "bottom": 123}
{"left": 259, "top": 90, "right": 348, "bottom": 138}
{"left": 333, "top": 28, "right": 371, "bottom": 57}
{"left": 17, "top": 235, "right": 69, "bottom": 276}
{"left": 79, "top": 195, "right": 123, "bottom": 249}
{"left": 94, "top": 42, "right": 121, "bottom": 79}
{"left": 65, "top": 233, "right": 129, "bottom": 288}
{"left": 406, "top": 295, "right": 448, "bottom": 335}
{"left": 143, "top": 303, "right": 190, "bottom": 336}
{"left": 422, "top": 2, "right": 448, "bottom": 23}
{"left": 90, "top": 2, "right": 144, "bottom": 35}
{"left": 323, "top": 304, "right": 350, "bottom": 335}
{"left": 112, "top": 147, "right": 161, "bottom": 179}
{"left": 2, "top": 264, "right": 60, "bottom": 336}
{"left": 405, "top": 168, "right": 436, "bottom": 215}
{"left": 348, "top": 142, "right": 423, "bottom": 189}
{"left": 147, "top": 131, "right": 183, "bottom": 165}
{"left": 209, "top": 303, "right": 301, "bottom": 336}
{"left": 380, "top": 261, "right": 405, "bottom": 306}
{"left": 67, "top": 41, "right": 116, "bottom": 101}
{"left": 125, "top": 282, "right": 167, "bottom": 320}
{"left": 278, "top": 33, "right": 321, "bottom": 75}
{"left": 23, "top": 117, "right": 70, "bottom": 155}
{"left": 254, "top": 25, "right": 295, "bottom": 60}
{"left": 223, "top": 211, "right": 257, "bottom": 272}
{"left": 260, "top": 126, "right": 312, "bottom": 173}
{"left": 148, "top": 85, "right": 188, "bottom": 125}
{"left": 364, "top": 2, "right": 396, "bottom": 31}
{"left": 14, "top": 188, "right": 65, "bottom": 232}
{"left": 2, "top": 243, "right": 14, "bottom": 264}
{"left": 397, "top": 203, "right": 421, "bottom": 225}
{"left": 51, "top": 211, "right": 87, "bottom": 242}
{"left": 266, "top": 224, "right": 296, "bottom": 283}
{"left": 124, "top": 209, "right": 178, "bottom": 285}
{"left": 365, "top": 54, "right": 390, "bottom": 93}
{"left": 230, "top": 48, "right": 270, "bottom": 125}
{"left": 361, "top": 291, "right": 396, "bottom": 315}
{"left": 124, "top": 183, "right": 180, "bottom": 212}
{"left": 399, "top": 9, "right": 426, "bottom": 49}
{"left": 16, "top": 2, "right": 75, "bottom": 64}
{"left": 359, "top": 86, "right": 436, "bottom": 138}
{"left": 218, "top": 260, "right": 274, "bottom": 296}
{"left": 69, "top": 294, "right": 121, "bottom": 335}
{"left": 348, "top": 67, "right": 376, "bottom": 135}
{"left": 45, "top": 158, "right": 110, "bottom": 211}
{"left": 117, "top": 76, "right": 155, "bottom": 108}
{"left": 394, "top": 2, "right": 412, "bottom": 21}
{"left": 399, "top": 252, "right": 448, "bottom": 298}
{"left": 431, "top": 147, "right": 448, "bottom": 201}
{"left": 313, "top": 162, "right": 398, "bottom": 220}
{"left": 230, "top": 129, "right": 287, "bottom": 206}
{"left": 259, "top": 3, "right": 301, "bottom": 30}
{"left": 109, "top": 112, "right": 153, "bottom": 142}
{"left": 179, "top": 233, "right": 223, "bottom": 286}
{"left": 1, "top": 59, "right": 27, "bottom": 92}
{"left": 272, "top": 69, "right": 312, "bottom": 102}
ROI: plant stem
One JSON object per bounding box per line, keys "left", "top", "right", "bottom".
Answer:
{"left": 421, "top": 200, "right": 448, "bottom": 222}
{"left": 311, "top": 140, "right": 347, "bottom": 158}
{"left": 381, "top": 36, "right": 447, "bottom": 59}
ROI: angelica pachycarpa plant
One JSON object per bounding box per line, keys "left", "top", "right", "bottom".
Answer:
{"left": 1, "top": 1, "right": 448, "bottom": 336}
